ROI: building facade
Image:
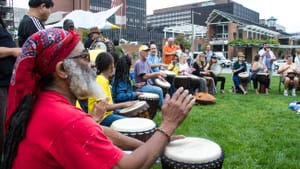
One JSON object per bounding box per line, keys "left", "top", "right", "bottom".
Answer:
{"left": 147, "top": 0, "right": 259, "bottom": 30}
{"left": 0, "top": 0, "right": 14, "bottom": 28}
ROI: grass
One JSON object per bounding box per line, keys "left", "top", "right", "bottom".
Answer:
{"left": 150, "top": 73, "right": 300, "bottom": 169}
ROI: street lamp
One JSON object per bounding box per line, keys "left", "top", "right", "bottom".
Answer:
{"left": 191, "top": 10, "right": 201, "bottom": 57}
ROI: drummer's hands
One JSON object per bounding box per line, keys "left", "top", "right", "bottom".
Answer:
{"left": 160, "top": 87, "right": 195, "bottom": 133}
{"left": 91, "top": 97, "right": 109, "bottom": 122}
{"left": 123, "top": 100, "right": 139, "bottom": 108}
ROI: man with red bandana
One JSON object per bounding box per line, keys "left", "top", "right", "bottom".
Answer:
{"left": 2, "top": 28, "right": 195, "bottom": 169}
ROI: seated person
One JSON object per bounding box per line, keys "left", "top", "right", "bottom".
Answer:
{"left": 88, "top": 52, "right": 138, "bottom": 126}
{"left": 112, "top": 55, "right": 143, "bottom": 103}
{"left": 191, "top": 53, "right": 216, "bottom": 95}
{"left": 147, "top": 43, "right": 167, "bottom": 72}
{"left": 204, "top": 55, "right": 226, "bottom": 94}
{"left": 134, "top": 45, "right": 165, "bottom": 107}
{"left": 3, "top": 28, "right": 194, "bottom": 169}
{"left": 278, "top": 55, "right": 300, "bottom": 96}
{"left": 251, "top": 54, "right": 269, "bottom": 94}
{"left": 232, "top": 52, "right": 248, "bottom": 94}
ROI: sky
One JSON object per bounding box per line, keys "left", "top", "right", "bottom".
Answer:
{"left": 13, "top": 0, "right": 299, "bottom": 33}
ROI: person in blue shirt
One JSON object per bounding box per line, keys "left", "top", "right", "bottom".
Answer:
{"left": 112, "top": 55, "right": 143, "bottom": 103}
{"left": 232, "top": 52, "right": 248, "bottom": 94}
{"left": 147, "top": 43, "right": 167, "bottom": 72}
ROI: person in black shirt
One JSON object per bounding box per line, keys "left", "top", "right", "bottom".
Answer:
{"left": 0, "top": 17, "right": 21, "bottom": 159}
{"left": 18, "top": 0, "right": 54, "bottom": 46}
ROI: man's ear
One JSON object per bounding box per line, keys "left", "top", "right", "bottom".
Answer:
{"left": 55, "top": 61, "right": 68, "bottom": 79}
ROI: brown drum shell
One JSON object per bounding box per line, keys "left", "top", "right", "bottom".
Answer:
{"left": 119, "top": 127, "right": 156, "bottom": 142}
{"left": 174, "top": 76, "right": 191, "bottom": 92}
{"left": 257, "top": 74, "right": 269, "bottom": 84}
{"left": 161, "top": 150, "right": 224, "bottom": 169}
{"left": 138, "top": 97, "right": 159, "bottom": 119}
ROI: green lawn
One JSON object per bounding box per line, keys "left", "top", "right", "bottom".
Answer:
{"left": 151, "top": 73, "right": 300, "bottom": 169}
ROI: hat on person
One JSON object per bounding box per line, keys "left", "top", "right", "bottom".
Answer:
{"left": 211, "top": 54, "right": 217, "bottom": 59}
{"left": 6, "top": 28, "right": 81, "bottom": 130}
{"left": 139, "top": 45, "right": 150, "bottom": 52}
{"left": 237, "top": 52, "right": 245, "bottom": 57}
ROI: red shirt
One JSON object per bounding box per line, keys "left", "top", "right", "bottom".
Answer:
{"left": 12, "top": 90, "right": 123, "bottom": 169}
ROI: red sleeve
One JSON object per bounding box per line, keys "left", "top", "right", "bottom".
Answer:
{"left": 49, "top": 118, "right": 123, "bottom": 169}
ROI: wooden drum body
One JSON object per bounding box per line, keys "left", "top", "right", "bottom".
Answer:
{"left": 238, "top": 72, "right": 249, "bottom": 91}
{"left": 161, "top": 137, "right": 224, "bottom": 169}
{"left": 257, "top": 73, "right": 269, "bottom": 93}
{"left": 110, "top": 118, "right": 156, "bottom": 142}
{"left": 174, "top": 75, "right": 191, "bottom": 93}
{"left": 138, "top": 93, "right": 159, "bottom": 119}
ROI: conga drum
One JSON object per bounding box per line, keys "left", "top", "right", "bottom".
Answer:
{"left": 189, "top": 74, "right": 201, "bottom": 94}
{"left": 110, "top": 118, "right": 156, "bottom": 142}
{"left": 287, "top": 72, "right": 296, "bottom": 80}
{"left": 161, "top": 137, "right": 224, "bottom": 169}
{"left": 238, "top": 72, "right": 249, "bottom": 91}
{"left": 154, "top": 78, "right": 171, "bottom": 96}
{"left": 257, "top": 73, "right": 269, "bottom": 93}
{"left": 161, "top": 70, "right": 176, "bottom": 84}
{"left": 119, "top": 101, "right": 149, "bottom": 118}
{"left": 138, "top": 93, "right": 159, "bottom": 119}
{"left": 174, "top": 75, "right": 191, "bottom": 93}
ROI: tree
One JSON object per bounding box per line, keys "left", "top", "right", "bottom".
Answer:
{"left": 175, "top": 34, "right": 191, "bottom": 50}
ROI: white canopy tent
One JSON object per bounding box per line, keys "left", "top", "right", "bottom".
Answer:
{"left": 45, "top": 5, "right": 122, "bottom": 30}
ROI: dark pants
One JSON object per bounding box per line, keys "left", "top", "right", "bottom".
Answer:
{"left": 0, "top": 87, "right": 8, "bottom": 157}
{"left": 214, "top": 76, "right": 226, "bottom": 90}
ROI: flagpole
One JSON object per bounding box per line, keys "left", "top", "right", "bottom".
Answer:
{"left": 119, "top": 3, "right": 123, "bottom": 40}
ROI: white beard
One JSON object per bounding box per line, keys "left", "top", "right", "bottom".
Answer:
{"left": 63, "top": 59, "right": 105, "bottom": 99}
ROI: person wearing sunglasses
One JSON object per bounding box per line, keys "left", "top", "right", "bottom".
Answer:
{"left": 2, "top": 28, "right": 194, "bottom": 169}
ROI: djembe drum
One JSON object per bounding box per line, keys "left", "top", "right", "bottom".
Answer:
{"left": 138, "top": 93, "right": 159, "bottom": 119}
{"left": 161, "top": 137, "right": 224, "bottom": 169}
{"left": 154, "top": 78, "right": 171, "bottom": 96}
{"left": 238, "top": 72, "right": 249, "bottom": 91}
{"left": 110, "top": 118, "right": 156, "bottom": 142}
{"left": 257, "top": 73, "right": 269, "bottom": 93}
{"left": 161, "top": 70, "right": 176, "bottom": 84}
{"left": 189, "top": 74, "right": 202, "bottom": 94}
{"left": 174, "top": 75, "right": 191, "bottom": 93}
{"left": 119, "top": 101, "right": 149, "bottom": 118}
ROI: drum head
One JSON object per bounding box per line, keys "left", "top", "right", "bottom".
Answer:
{"left": 161, "top": 70, "right": 176, "bottom": 77}
{"left": 138, "top": 92, "right": 160, "bottom": 99}
{"left": 189, "top": 74, "right": 200, "bottom": 80}
{"left": 155, "top": 79, "right": 171, "bottom": 88}
{"left": 110, "top": 118, "right": 156, "bottom": 132}
{"left": 93, "top": 41, "right": 107, "bottom": 51}
{"left": 257, "top": 72, "right": 269, "bottom": 76}
{"left": 238, "top": 72, "right": 249, "bottom": 78}
{"left": 119, "top": 101, "right": 147, "bottom": 114}
{"left": 164, "top": 137, "right": 222, "bottom": 163}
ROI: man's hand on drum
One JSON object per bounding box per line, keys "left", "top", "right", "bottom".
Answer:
{"left": 92, "top": 97, "right": 110, "bottom": 122}
{"left": 160, "top": 87, "right": 195, "bottom": 133}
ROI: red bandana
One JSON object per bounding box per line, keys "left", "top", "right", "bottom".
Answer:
{"left": 6, "top": 28, "right": 81, "bottom": 130}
